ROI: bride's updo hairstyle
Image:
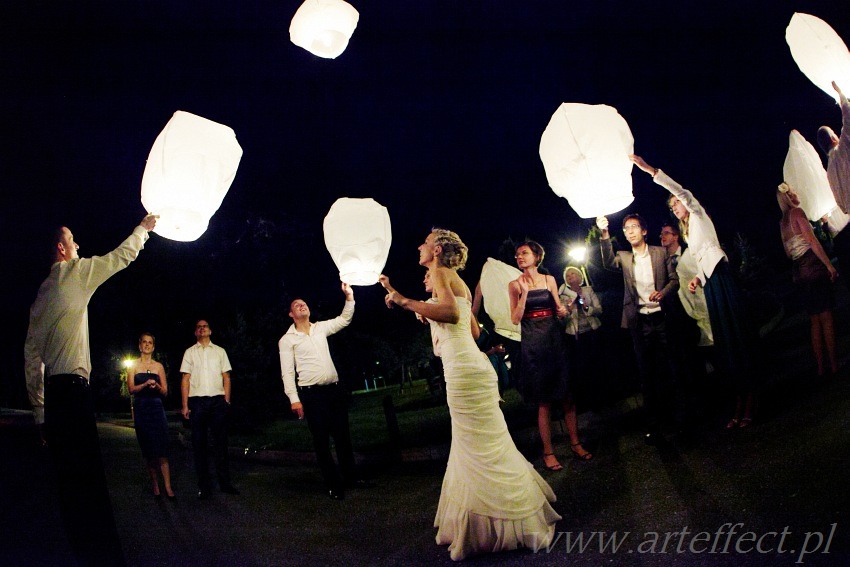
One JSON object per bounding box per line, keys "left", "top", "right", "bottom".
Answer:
{"left": 432, "top": 228, "right": 468, "bottom": 271}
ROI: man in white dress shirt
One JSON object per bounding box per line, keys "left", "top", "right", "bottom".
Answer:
{"left": 24, "top": 214, "right": 157, "bottom": 567}
{"left": 279, "top": 282, "right": 367, "bottom": 500}
{"left": 181, "top": 319, "right": 239, "bottom": 499}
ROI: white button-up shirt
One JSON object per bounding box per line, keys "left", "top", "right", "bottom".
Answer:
{"left": 633, "top": 246, "right": 660, "bottom": 314}
{"left": 180, "top": 342, "right": 232, "bottom": 397}
{"left": 279, "top": 300, "right": 354, "bottom": 404}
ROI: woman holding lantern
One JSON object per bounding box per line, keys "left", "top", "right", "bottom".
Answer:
{"left": 509, "top": 241, "right": 592, "bottom": 471}
{"left": 380, "top": 229, "right": 559, "bottom": 562}
{"left": 631, "top": 154, "right": 758, "bottom": 429}
{"left": 777, "top": 182, "right": 839, "bottom": 375}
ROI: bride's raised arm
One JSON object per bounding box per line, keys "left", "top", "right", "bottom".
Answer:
{"left": 380, "top": 269, "right": 460, "bottom": 324}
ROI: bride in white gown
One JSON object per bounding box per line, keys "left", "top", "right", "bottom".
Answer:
{"left": 380, "top": 228, "right": 561, "bottom": 561}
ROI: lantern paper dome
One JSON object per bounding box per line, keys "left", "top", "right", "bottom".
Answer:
{"left": 480, "top": 258, "right": 522, "bottom": 342}
{"left": 783, "top": 129, "right": 838, "bottom": 221}
{"left": 539, "top": 103, "right": 635, "bottom": 219}
{"left": 786, "top": 12, "right": 850, "bottom": 102}
{"left": 289, "top": 0, "right": 359, "bottom": 59}
{"left": 141, "top": 111, "right": 243, "bottom": 242}
{"left": 323, "top": 198, "right": 391, "bottom": 285}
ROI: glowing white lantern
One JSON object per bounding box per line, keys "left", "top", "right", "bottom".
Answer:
{"left": 786, "top": 12, "right": 850, "bottom": 102}
{"left": 289, "top": 0, "right": 359, "bottom": 59}
{"left": 783, "top": 129, "right": 837, "bottom": 221}
{"left": 539, "top": 103, "right": 634, "bottom": 218}
{"left": 480, "top": 258, "right": 522, "bottom": 341}
{"left": 141, "top": 111, "right": 242, "bottom": 242}
{"left": 323, "top": 198, "right": 391, "bottom": 285}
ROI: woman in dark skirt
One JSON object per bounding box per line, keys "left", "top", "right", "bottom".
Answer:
{"left": 509, "top": 241, "right": 591, "bottom": 472}
{"left": 631, "top": 154, "right": 758, "bottom": 429}
{"left": 778, "top": 183, "right": 839, "bottom": 375}
{"left": 128, "top": 332, "right": 174, "bottom": 498}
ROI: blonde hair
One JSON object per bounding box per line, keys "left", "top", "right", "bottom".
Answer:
{"left": 431, "top": 228, "right": 468, "bottom": 270}
{"left": 563, "top": 266, "right": 584, "bottom": 286}
{"left": 668, "top": 194, "right": 690, "bottom": 243}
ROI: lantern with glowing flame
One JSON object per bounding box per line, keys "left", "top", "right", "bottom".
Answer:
{"left": 539, "top": 103, "right": 634, "bottom": 218}
{"left": 786, "top": 12, "right": 850, "bottom": 102}
{"left": 141, "top": 111, "right": 242, "bottom": 242}
{"left": 323, "top": 198, "right": 391, "bottom": 285}
{"left": 290, "top": 0, "right": 359, "bottom": 59}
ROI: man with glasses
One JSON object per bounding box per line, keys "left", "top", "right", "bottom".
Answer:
{"left": 597, "top": 214, "right": 679, "bottom": 446}
{"left": 181, "top": 319, "right": 239, "bottom": 499}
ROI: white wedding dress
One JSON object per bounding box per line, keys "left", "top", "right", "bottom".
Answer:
{"left": 433, "top": 297, "right": 561, "bottom": 561}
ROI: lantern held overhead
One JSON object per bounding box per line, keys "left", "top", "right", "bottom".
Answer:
{"left": 539, "top": 103, "right": 635, "bottom": 218}
{"left": 290, "top": 0, "right": 359, "bottom": 59}
{"left": 786, "top": 12, "right": 850, "bottom": 102}
{"left": 141, "top": 111, "right": 242, "bottom": 242}
{"left": 783, "top": 129, "right": 837, "bottom": 221}
{"left": 323, "top": 198, "right": 391, "bottom": 285}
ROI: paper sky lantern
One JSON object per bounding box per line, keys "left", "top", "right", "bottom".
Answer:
{"left": 786, "top": 12, "right": 850, "bottom": 102}
{"left": 323, "top": 198, "right": 391, "bottom": 285}
{"left": 539, "top": 103, "right": 634, "bottom": 218}
{"left": 480, "top": 258, "right": 522, "bottom": 341}
{"left": 141, "top": 111, "right": 242, "bottom": 242}
{"left": 289, "top": 0, "right": 359, "bottom": 59}
{"left": 783, "top": 130, "right": 837, "bottom": 221}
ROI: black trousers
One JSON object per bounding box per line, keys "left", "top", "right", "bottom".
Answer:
{"left": 188, "top": 395, "right": 231, "bottom": 491}
{"left": 630, "top": 313, "right": 679, "bottom": 431}
{"left": 299, "top": 383, "right": 357, "bottom": 490}
{"left": 45, "top": 374, "right": 125, "bottom": 567}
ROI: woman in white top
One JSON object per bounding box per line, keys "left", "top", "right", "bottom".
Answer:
{"left": 631, "top": 154, "right": 757, "bottom": 429}
{"left": 778, "top": 183, "right": 839, "bottom": 375}
{"left": 558, "top": 266, "right": 603, "bottom": 411}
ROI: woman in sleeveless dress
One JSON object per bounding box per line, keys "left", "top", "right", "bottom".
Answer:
{"left": 380, "top": 229, "right": 560, "bottom": 561}
{"left": 128, "top": 332, "right": 175, "bottom": 498}
{"left": 509, "top": 241, "right": 591, "bottom": 472}
{"left": 778, "top": 183, "right": 839, "bottom": 375}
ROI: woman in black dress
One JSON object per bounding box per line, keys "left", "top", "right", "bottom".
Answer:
{"left": 128, "top": 332, "right": 174, "bottom": 498}
{"left": 509, "top": 241, "right": 591, "bottom": 471}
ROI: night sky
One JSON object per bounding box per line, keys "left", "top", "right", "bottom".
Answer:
{"left": 4, "top": 1, "right": 848, "bottom": 408}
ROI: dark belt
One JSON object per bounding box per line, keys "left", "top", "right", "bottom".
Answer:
{"left": 523, "top": 309, "right": 553, "bottom": 320}
{"left": 46, "top": 374, "right": 89, "bottom": 387}
{"left": 298, "top": 381, "right": 339, "bottom": 391}
{"left": 638, "top": 311, "right": 664, "bottom": 321}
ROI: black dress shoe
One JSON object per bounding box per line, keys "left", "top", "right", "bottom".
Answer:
{"left": 220, "top": 485, "right": 241, "bottom": 495}
{"left": 197, "top": 490, "right": 212, "bottom": 500}
{"left": 328, "top": 488, "right": 345, "bottom": 500}
{"left": 345, "top": 479, "right": 376, "bottom": 489}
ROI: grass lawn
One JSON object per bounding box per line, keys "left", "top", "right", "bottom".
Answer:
{"left": 229, "top": 380, "right": 537, "bottom": 454}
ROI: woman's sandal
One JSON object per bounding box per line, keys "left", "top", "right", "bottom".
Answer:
{"left": 725, "top": 418, "right": 740, "bottom": 430}
{"left": 738, "top": 417, "right": 752, "bottom": 428}
{"left": 542, "top": 452, "right": 564, "bottom": 471}
{"left": 570, "top": 442, "right": 593, "bottom": 461}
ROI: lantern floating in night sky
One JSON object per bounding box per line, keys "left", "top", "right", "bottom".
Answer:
{"left": 323, "top": 198, "right": 391, "bottom": 285}
{"left": 141, "top": 111, "right": 243, "bottom": 242}
{"left": 290, "top": 0, "right": 359, "bottom": 59}
{"left": 783, "top": 129, "right": 837, "bottom": 221}
{"left": 539, "top": 103, "right": 634, "bottom": 218}
{"left": 786, "top": 12, "right": 850, "bottom": 102}
{"left": 480, "top": 258, "right": 522, "bottom": 341}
